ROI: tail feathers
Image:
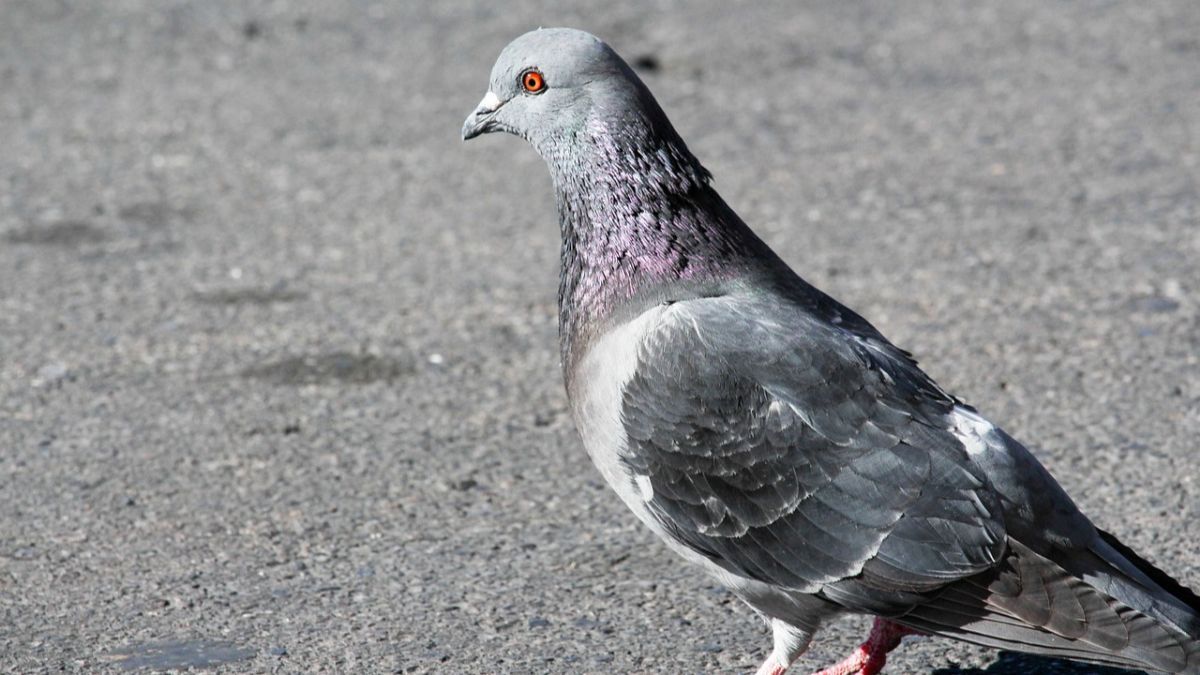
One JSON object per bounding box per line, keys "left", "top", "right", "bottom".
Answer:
{"left": 897, "top": 539, "right": 1200, "bottom": 673}
{"left": 1090, "top": 528, "right": 1200, "bottom": 638}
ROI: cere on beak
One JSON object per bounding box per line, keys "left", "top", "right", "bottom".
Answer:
{"left": 462, "top": 91, "right": 504, "bottom": 141}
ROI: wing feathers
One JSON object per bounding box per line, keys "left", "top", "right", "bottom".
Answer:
{"left": 621, "top": 300, "right": 1005, "bottom": 594}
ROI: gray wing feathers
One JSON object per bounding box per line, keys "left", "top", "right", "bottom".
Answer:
{"left": 620, "top": 298, "right": 1005, "bottom": 594}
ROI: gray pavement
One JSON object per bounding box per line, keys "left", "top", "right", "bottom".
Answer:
{"left": 2, "top": 2, "right": 1198, "bottom": 673}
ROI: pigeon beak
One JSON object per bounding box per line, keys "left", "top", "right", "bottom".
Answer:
{"left": 462, "top": 91, "right": 504, "bottom": 141}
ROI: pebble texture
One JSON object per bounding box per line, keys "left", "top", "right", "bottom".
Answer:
{"left": 1, "top": 2, "right": 1197, "bottom": 673}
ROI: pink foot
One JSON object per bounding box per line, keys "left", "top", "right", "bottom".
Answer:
{"left": 810, "top": 618, "right": 922, "bottom": 675}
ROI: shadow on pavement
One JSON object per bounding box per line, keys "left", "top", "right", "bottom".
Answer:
{"left": 934, "top": 651, "right": 1144, "bottom": 675}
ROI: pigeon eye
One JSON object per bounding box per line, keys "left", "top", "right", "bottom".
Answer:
{"left": 521, "top": 69, "right": 546, "bottom": 93}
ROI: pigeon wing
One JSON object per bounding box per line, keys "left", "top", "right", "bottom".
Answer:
{"left": 618, "top": 294, "right": 1007, "bottom": 600}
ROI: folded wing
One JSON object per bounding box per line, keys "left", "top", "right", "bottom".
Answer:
{"left": 619, "top": 295, "right": 1006, "bottom": 600}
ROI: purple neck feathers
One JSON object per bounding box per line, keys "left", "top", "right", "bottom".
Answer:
{"left": 545, "top": 115, "right": 771, "bottom": 366}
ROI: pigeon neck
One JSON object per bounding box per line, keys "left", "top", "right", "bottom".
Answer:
{"left": 546, "top": 117, "right": 769, "bottom": 369}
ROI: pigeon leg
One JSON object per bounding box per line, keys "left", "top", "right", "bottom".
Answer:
{"left": 809, "top": 618, "right": 921, "bottom": 675}
{"left": 755, "top": 619, "right": 814, "bottom": 675}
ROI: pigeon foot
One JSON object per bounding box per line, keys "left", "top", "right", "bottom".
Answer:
{"left": 809, "top": 618, "right": 920, "bottom": 675}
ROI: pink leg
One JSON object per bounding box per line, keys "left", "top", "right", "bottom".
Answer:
{"left": 809, "top": 618, "right": 922, "bottom": 675}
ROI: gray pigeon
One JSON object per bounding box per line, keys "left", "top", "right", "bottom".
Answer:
{"left": 462, "top": 28, "right": 1200, "bottom": 675}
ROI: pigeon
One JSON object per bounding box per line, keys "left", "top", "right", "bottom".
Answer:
{"left": 462, "top": 27, "right": 1200, "bottom": 674}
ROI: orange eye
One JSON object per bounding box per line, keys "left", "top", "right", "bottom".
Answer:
{"left": 521, "top": 70, "right": 545, "bottom": 93}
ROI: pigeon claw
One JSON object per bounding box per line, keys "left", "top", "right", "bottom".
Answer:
{"left": 808, "top": 618, "right": 921, "bottom": 675}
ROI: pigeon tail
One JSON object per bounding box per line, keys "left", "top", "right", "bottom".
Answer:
{"left": 1087, "top": 528, "right": 1200, "bottom": 644}
{"left": 896, "top": 538, "right": 1200, "bottom": 673}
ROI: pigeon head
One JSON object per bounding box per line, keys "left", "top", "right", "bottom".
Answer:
{"left": 463, "top": 28, "right": 769, "bottom": 363}
{"left": 461, "top": 28, "right": 706, "bottom": 186}
{"left": 462, "top": 28, "right": 632, "bottom": 144}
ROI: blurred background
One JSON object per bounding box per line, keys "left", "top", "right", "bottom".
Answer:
{"left": 1, "top": 1, "right": 1197, "bottom": 673}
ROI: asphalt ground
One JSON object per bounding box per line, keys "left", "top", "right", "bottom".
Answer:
{"left": 1, "top": 2, "right": 1198, "bottom": 673}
